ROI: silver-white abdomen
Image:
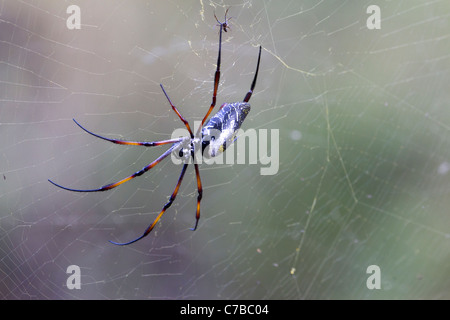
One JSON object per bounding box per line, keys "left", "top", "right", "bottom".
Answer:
{"left": 201, "top": 102, "right": 251, "bottom": 158}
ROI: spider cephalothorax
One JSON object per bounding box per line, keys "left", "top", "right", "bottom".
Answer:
{"left": 49, "top": 10, "right": 262, "bottom": 245}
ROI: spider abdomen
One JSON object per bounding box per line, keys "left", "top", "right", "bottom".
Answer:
{"left": 201, "top": 102, "right": 251, "bottom": 158}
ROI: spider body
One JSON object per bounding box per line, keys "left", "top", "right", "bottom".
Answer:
{"left": 202, "top": 102, "right": 250, "bottom": 157}
{"left": 214, "top": 8, "right": 231, "bottom": 32}
{"left": 49, "top": 11, "right": 262, "bottom": 245}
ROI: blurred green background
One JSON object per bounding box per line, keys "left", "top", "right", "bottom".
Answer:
{"left": 0, "top": 0, "right": 449, "bottom": 299}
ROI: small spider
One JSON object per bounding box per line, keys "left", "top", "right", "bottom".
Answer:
{"left": 49, "top": 11, "right": 262, "bottom": 246}
{"left": 214, "top": 8, "right": 231, "bottom": 32}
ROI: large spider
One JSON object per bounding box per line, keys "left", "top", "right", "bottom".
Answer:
{"left": 49, "top": 12, "right": 262, "bottom": 245}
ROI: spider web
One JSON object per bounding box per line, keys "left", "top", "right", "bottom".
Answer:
{"left": 1, "top": 0, "right": 449, "bottom": 299}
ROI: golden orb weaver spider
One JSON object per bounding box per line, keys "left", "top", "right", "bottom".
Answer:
{"left": 48, "top": 11, "right": 262, "bottom": 245}
{"left": 215, "top": 7, "right": 231, "bottom": 32}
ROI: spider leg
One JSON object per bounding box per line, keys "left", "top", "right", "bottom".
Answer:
{"left": 109, "top": 163, "right": 189, "bottom": 246}
{"left": 160, "top": 84, "right": 194, "bottom": 138}
{"left": 73, "top": 118, "right": 183, "bottom": 147}
{"left": 48, "top": 144, "right": 176, "bottom": 192}
{"left": 214, "top": 11, "right": 220, "bottom": 24}
{"left": 224, "top": 7, "right": 230, "bottom": 20}
{"left": 196, "top": 23, "right": 224, "bottom": 136}
{"left": 191, "top": 163, "right": 203, "bottom": 231}
{"left": 243, "top": 46, "right": 262, "bottom": 103}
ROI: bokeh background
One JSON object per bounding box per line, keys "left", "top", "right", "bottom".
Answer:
{"left": 1, "top": 0, "right": 449, "bottom": 299}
